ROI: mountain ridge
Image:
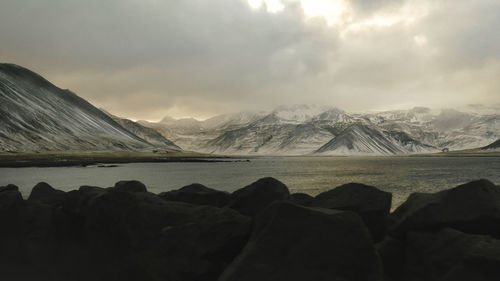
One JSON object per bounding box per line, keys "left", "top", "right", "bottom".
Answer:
{"left": 0, "top": 63, "right": 180, "bottom": 153}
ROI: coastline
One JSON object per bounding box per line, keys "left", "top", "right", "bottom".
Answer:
{"left": 0, "top": 152, "right": 250, "bottom": 168}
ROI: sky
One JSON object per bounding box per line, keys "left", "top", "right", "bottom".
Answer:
{"left": 1, "top": 0, "right": 500, "bottom": 121}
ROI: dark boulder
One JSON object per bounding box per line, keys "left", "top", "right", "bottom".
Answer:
{"left": 402, "top": 228, "right": 500, "bottom": 281}
{"left": 227, "top": 177, "right": 290, "bottom": 216}
{"left": 0, "top": 186, "right": 57, "bottom": 281}
{"left": 290, "top": 192, "right": 314, "bottom": 206}
{"left": 0, "top": 184, "right": 19, "bottom": 192}
{"left": 0, "top": 185, "right": 24, "bottom": 235}
{"left": 113, "top": 180, "right": 147, "bottom": 193}
{"left": 218, "top": 201, "right": 383, "bottom": 281}
{"left": 312, "top": 183, "right": 392, "bottom": 242}
{"left": 159, "top": 183, "right": 230, "bottom": 207}
{"left": 390, "top": 179, "right": 500, "bottom": 238}
{"left": 0, "top": 184, "right": 23, "bottom": 219}
{"left": 376, "top": 236, "right": 406, "bottom": 281}
{"left": 84, "top": 189, "right": 252, "bottom": 281}
{"left": 28, "top": 182, "right": 66, "bottom": 205}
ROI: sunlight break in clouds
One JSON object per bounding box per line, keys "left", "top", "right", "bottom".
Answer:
{"left": 2, "top": 0, "right": 499, "bottom": 120}
{"left": 248, "top": 0, "right": 351, "bottom": 25}
{"left": 247, "top": 0, "right": 285, "bottom": 13}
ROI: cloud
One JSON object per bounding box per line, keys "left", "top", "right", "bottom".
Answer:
{"left": 0, "top": 0, "right": 499, "bottom": 120}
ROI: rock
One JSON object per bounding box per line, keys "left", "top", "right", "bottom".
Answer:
{"left": 290, "top": 192, "right": 314, "bottom": 206}
{"left": 390, "top": 179, "right": 500, "bottom": 238}
{"left": 312, "top": 183, "right": 392, "bottom": 242}
{"left": 113, "top": 180, "right": 147, "bottom": 193}
{"left": 403, "top": 228, "right": 500, "bottom": 281}
{"left": 0, "top": 184, "right": 19, "bottom": 192}
{"left": 228, "top": 177, "right": 290, "bottom": 216}
{"left": 376, "top": 237, "right": 406, "bottom": 281}
{"left": 84, "top": 189, "right": 252, "bottom": 281}
{"left": 0, "top": 186, "right": 57, "bottom": 281}
{"left": 218, "top": 201, "right": 383, "bottom": 281}
{"left": 28, "top": 182, "right": 66, "bottom": 205}
{"left": 159, "top": 183, "right": 230, "bottom": 207}
{"left": 0, "top": 185, "right": 23, "bottom": 217}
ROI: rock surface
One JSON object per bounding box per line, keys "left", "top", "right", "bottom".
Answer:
{"left": 1, "top": 178, "right": 500, "bottom": 281}
{"left": 218, "top": 201, "right": 383, "bottom": 281}
{"left": 28, "top": 182, "right": 66, "bottom": 206}
{"left": 160, "top": 183, "right": 230, "bottom": 207}
{"left": 290, "top": 192, "right": 314, "bottom": 206}
{"left": 390, "top": 179, "right": 500, "bottom": 238}
{"left": 403, "top": 228, "right": 500, "bottom": 281}
{"left": 113, "top": 180, "right": 147, "bottom": 193}
{"left": 0, "top": 180, "right": 252, "bottom": 281}
{"left": 228, "top": 177, "right": 290, "bottom": 216}
{"left": 312, "top": 183, "right": 392, "bottom": 242}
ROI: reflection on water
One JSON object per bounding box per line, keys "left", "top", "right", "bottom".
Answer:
{"left": 1, "top": 156, "right": 499, "bottom": 208}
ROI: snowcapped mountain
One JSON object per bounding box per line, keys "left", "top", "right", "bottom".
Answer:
{"left": 0, "top": 63, "right": 180, "bottom": 153}
{"left": 315, "top": 123, "right": 436, "bottom": 155}
{"left": 143, "top": 105, "right": 498, "bottom": 156}
{"left": 105, "top": 113, "right": 181, "bottom": 151}
{"left": 315, "top": 123, "right": 406, "bottom": 155}
{"left": 482, "top": 139, "right": 500, "bottom": 150}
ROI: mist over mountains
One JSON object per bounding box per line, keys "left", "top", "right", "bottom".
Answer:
{"left": 1, "top": 63, "right": 499, "bottom": 156}
{"left": 141, "top": 104, "right": 500, "bottom": 156}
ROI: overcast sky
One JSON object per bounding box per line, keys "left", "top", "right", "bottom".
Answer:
{"left": 1, "top": 0, "right": 499, "bottom": 120}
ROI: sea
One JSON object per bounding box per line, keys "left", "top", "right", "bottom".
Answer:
{"left": 1, "top": 156, "right": 499, "bottom": 209}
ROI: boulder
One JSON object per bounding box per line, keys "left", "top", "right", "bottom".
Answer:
{"left": 403, "top": 228, "right": 500, "bottom": 281}
{"left": 376, "top": 237, "right": 406, "bottom": 281}
{"left": 113, "top": 180, "right": 147, "bottom": 193}
{"left": 312, "top": 183, "right": 392, "bottom": 242}
{"left": 0, "top": 184, "right": 24, "bottom": 219}
{"left": 290, "top": 192, "right": 314, "bottom": 206}
{"left": 218, "top": 201, "right": 383, "bottom": 281}
{"left": 0, "top": 184, "right": 19, "bottom": 192}
{"left": 228, "top": 177, "right": 290, "bottom": 216}
{"left": 159, "top": 183, "right": 230, "bottom": 207}
{"left": 28, "top": 182, "right": 66, "bottom": 205}
{"left": 84, "top": 189, "right": 252, "bottom": 281}
{"left": 390, "top": 179, "right": 500, "bottom": 238}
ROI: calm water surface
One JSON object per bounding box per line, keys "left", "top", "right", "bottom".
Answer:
{"left": 1, "top": 156, "right": 499, "bottom": 208}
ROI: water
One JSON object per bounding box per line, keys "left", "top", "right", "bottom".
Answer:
{"left": 1, "top": 156, "right": 499, "bottom": 208}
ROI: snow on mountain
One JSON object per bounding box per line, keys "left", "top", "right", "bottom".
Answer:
{"left": 204, "top": 121, "right": 334, "bottom": 155}
{"left": 482, "top": 139, "right": 500, "bottom": 150}
{"left": 140, "top": 104, "right": 500, "bottom": 155}
{"left": 105, "top": 113, "right": 181, "bottom": 151}
{"left": 314, "top": 123, "right": 436, "bottom": 156}
{"left": 270, "top": 104, "right": 333, "bottom": 124}
{"left": 315, "top": 123, "right": 404, "bottom": 155}
{"left": 0, "top": 63, "right": 180, "bottom": 153}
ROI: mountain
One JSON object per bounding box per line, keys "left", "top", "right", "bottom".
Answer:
{"left": 105, "top": 113, "right": 181, "bottom": 151}
{"left": 0, "top": 63, "right": 180, "bottom": 153}
{"left": 315, "top": 123, "right": 436, "bottom": 155}
{"left": 142, "top": 105, "right": 498, "bottom": 156}
{"left": 482, "top": 139, "right": 500, "bottom": 150}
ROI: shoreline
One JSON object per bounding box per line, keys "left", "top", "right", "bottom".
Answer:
{"left": 1, "top": 150, "right": 500, "bottom": 168}
{"left": 0, "top": 152, "right": 250, "bottom": 168}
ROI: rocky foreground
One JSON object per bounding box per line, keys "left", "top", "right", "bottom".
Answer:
{"left": 1, "top": 178, "right": 500, "bottom": 281}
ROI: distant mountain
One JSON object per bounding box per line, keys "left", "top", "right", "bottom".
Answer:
{"left": 482, "top": 139, "right": 500, "bottom": 150}
{"left": 315, "top": 123, "right": 435, "bottom": 155}
{"left": 106, "top": 113, "right": 181, "bottom": 151}
{"left": 316, "top": 123, "right": 404, "bottom": 155}
{"left": 0, "top": 63, "right": 180, "bottom": 153}
{"left": 142, "top": 104, "right": 498, "bottom": 156}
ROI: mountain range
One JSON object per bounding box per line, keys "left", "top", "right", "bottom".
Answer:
{"left": 0, "top": 63, "right": 180, "bottom": 153}
{"left": 1, "top": 63, "right": 498, "bottom": 156}
{"left": 139, "top": 105, "right": 500, "bottom": 156}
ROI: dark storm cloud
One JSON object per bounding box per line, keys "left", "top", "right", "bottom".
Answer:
{"left": 1, "top": 0, "right": 499, "bottom": 120}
